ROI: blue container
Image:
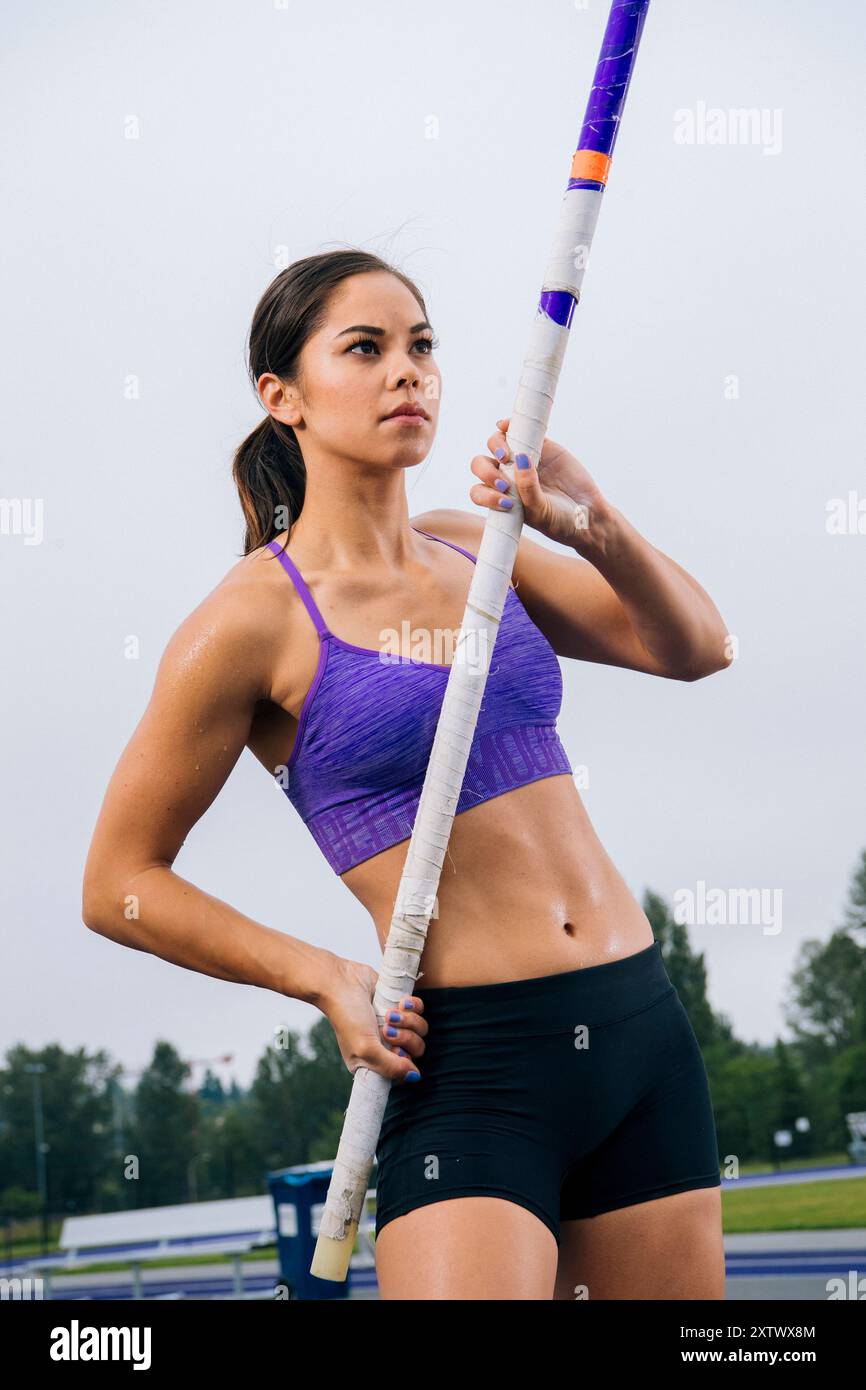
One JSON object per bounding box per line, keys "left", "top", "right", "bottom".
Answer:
{"left": 267, "top": 1163, "right": 351, "bottom": 1300}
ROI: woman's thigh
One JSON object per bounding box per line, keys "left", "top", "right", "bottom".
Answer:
{"left": 553, "top": 1186, "right": 725, "bottom": 1300}
{"left": 376, "top": 1195, "right": 559, "bottom": 1300}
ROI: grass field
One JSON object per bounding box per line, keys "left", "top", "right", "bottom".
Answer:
{"left": 721, "top": 1176, "right": 866, "bottom": 1233}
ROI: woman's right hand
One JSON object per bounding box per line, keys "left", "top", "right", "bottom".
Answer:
{"left": 321, "top": 956, "right": 428, "bottom": 1083}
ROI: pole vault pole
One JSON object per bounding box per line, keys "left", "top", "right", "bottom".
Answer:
{"left": 311, "top": 0, "right": 652, "bottom": 1283}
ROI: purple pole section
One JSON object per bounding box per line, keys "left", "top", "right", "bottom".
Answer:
{"left": 541, "top": 0, "right": 650, "bottom": 328}
{"left": 573, "top": 0, "right": 651, "bottom": 168}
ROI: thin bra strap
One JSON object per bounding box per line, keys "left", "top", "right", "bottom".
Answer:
{"left": 267, "top": 529, "right": 478, "bottom": 637}
{"left": 411, "top": 526, "right": 478, "bottom": 566}
{"left": 266, "top": 540, "right": 330, "bottom": 637}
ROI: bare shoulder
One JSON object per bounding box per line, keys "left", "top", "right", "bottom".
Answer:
{"left": 410, "top": 508, "right": 485, "bottom": 552}
{"left": 82, "top": 545, "right": 297, "bottom": 898}
{"left": 159, "top": 543, "right": 289, "bottom": 705}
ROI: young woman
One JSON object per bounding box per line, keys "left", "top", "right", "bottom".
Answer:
{"left": 83, "top": 248, "right": 731, "bottom": 1301}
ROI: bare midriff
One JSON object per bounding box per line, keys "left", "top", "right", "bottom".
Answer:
{"left": 249, "top": 529, "right": 655, "bottom": 988}
{"left": 340, "top": 771, "right": 654, "bottom": 987}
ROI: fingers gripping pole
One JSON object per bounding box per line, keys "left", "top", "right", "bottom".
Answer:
{"left": 311, "top": 0, "right": 651, "bottom": 1284}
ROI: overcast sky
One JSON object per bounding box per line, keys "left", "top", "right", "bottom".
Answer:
{"left": 3, "top": 0, "right": 864, "bottom": 1094}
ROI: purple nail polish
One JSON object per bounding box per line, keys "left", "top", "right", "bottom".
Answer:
{"left": 517, "top": 453, "right": 531, "bottom": 469}
{"left": 386, "top": 1027, "right": 397, "bottom": 1037}
{"left": 406, "top": 1071, "right": 420, "bottom": 1082}
{"left": 498, "top": 497, "right": 513, "bottom": 510}
{"left": 495, "top": 479, "right": 509, "bottom": 492}
{"left": 494, "top": 447, "right": 505, "bottom": 459}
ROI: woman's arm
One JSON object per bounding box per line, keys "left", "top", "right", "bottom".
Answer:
{"left": 81, "top": 583, "right": 335, "bottom": 1006}
{"left": 413, "top": 505, "right": 732, "bottom": 682}
{"left": 416, "top": 414, "right": 735, "bottom": 681}
{"left": 512, "top": 506, "right": 732, "bottom": 680}
{"left": 82, "top": 576, "right": 429, "bottom": 1084}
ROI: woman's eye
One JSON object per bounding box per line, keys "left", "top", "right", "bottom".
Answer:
{"left": 348, "top": 337, "right": 438, "bottom": 355}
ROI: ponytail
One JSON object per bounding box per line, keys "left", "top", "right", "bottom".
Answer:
{"left": 232, "top": 415, "right": 306, "bottom": 555}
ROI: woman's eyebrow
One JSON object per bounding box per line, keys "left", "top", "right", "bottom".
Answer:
{"left": 333, "top": 321, "right": 432, "bottom": 339}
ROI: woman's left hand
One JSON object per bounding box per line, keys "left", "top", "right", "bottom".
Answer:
{"left": 469, "top": 417, "right": 612, "bottom": 552}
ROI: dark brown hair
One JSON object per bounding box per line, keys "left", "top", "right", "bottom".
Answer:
{"left": 232, "top": 249, "right": 429, "bottom": 555}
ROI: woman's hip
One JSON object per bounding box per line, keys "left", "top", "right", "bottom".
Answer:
{"left": 377, "top": 940, "right": 698, "bottom": 1143}
{"left": 373, "top": 941, "right": 719, "bottom": 1238}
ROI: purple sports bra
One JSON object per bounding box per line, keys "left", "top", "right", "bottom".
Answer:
{"left": 267, "top": 527, "right": 573, "bottom": 875}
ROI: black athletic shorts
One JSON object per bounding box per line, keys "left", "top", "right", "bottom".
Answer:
{"left": 374, "top": 940, "right": 721, "bottom": 1246}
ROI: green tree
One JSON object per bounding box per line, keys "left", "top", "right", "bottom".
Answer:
{"left": 786, "top": 930, "right": 866, "bottom": 1058}
{"left": 643, "top": 889, "right": 719, "bottom": 1048}
{"left": 842, "top": 847, "right": 866, "bottom": 937}
{"left": 0, "top": 1044, "right": 114, "bottom": 1216}
{"left": 711, "top": 1050, "right": 779, "bottom": 1167}
{"left": 248, "top": 1019, "right": 351, "bottom": 1177}
{"left": 126, "top": 1042, "right": 200, "bottom": 1207}
{"left": 771, "top": 1037, "right": 812, "bottom": 1159}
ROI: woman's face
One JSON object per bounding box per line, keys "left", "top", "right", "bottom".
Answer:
{"left": 265, "top": 270, "right": 441, "bottom": 471}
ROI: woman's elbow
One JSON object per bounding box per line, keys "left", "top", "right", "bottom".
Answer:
{"left": 81, "top": 860, "right": 129, "bottom": 938}
{"left": 679, "top": 641, "right": 735, "bottom": 681}
{"left": 82, "top": 875, "right": 112, "bottom": 934}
